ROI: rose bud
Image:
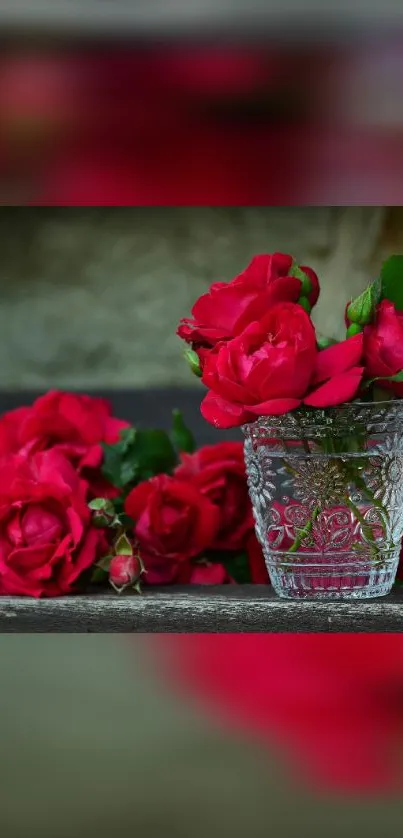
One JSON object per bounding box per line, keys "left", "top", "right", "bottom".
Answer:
{"left": 109, "top": 553, "right": 143, "bottom": 592}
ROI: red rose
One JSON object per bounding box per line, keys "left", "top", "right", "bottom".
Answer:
{"left": 175, "top": 441, "right": 253, "bottom": 552}
{"left": 201, "top": 303, "right": 317, "bottom": 428}
{"left": 238, "top": 253, "right": 320, "bottom": 308}
{"left": 364, "top": 301, "right": 403, "bottom": 396}
{"left": 177, "top": 253, "right": 319, "bottom": 363}
{"left": 0, "top": 391, "right": 129, "bottom": 496}
{"left": 0, "top": 450, "right": 102, "bottom": 597}
{"left": 124, "top": 474, "right": 220, "bottom": 584}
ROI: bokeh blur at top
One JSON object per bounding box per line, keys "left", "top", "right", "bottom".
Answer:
{"left": 1, "top": 2, "right": 403, "bottom": 204}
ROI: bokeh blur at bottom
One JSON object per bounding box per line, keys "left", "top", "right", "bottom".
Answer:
{"left": 1, "top": 634, "right": 403, "bottom": 838}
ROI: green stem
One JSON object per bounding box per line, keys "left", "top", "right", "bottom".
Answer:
{"left": 288, "top": 505, "right": 320, "bottom": 553}
{"left": 345, "top": 497, "right": 383, "bottom": 562}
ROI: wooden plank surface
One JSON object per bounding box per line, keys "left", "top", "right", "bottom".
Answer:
{"left": 1, "top": 586, "right": 403, "bottom": 632}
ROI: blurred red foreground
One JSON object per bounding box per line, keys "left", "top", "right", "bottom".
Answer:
{"left": 1, "top": 41, "right": 403, "bottom": 204}
{"left": 155, "top": 634, "right": 403, "bottom": 795}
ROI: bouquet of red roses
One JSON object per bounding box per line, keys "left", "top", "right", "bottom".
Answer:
{"left": 177, "top": 252, "right": 403, "bottom": 427}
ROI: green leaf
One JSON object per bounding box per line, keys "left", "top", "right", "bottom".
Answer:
{"left": 119, "top": 459, "right": 138, "bottom": 486}
{"left": 219, "top": 551, "right": 251, "bottom": 584}
{"left": 380, "top": 255, "right": 403, "bottom": 310}
{"left": 96, "top": 555, "right": 113, "bottom": 571}
{"left": 171, "top": 409, "right": 196, "bottom": 454}
{"left": 91, "top": 566, "right": 109, "bottom": 583}
{"left": 102, "top": 442, "right": 128, "bottom": 488}
{"left": 130, "top": 429, "right": 178, "bottom": 479}
{"left": 290, "top": 261, "right": 311, "bottom": 296}
{"left": 119, "top": 427, "right": 137, "bottom": 448}
{"left": 101, "top": 426, "right": 178, "bottom": 489}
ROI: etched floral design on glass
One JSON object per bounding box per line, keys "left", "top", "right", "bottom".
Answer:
{"left": 243, "top": 401, "right": 403, "bottom": 599}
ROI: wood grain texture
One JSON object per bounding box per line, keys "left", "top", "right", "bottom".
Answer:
{"left": 1, "top": 586, "right": 403, "bottom": 633}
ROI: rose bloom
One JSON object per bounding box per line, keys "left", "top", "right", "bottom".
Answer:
{"left": 201, "top": 308, "right": 364, "bottom": 429}
{"left": 124, "top": 474, "right": 220, "bottom": 584}
{"left": 0, "top": 450, "right": 103, "bottom": 597}
{"left": 177, "top": 253, "right": 320, "bottom": 366}
{"left": 0, "top": 391, "right": 129, "bottom": 496}
{"left": 175, "top": 441, "right": 253, "bottom": 552}
{"left": 364, "top": 300, "right": 403, "bottom": 396}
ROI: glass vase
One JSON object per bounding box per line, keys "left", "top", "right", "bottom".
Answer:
{"left": 242, "top": 401, "right": 403, "bottom": 600}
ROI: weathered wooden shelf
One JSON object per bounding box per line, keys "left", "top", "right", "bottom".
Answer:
{"left": 1, "top": 586, "right": 403, "bottom": 633}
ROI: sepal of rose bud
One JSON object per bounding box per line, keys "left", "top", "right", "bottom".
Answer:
{"left": 88, "top": 497, "right": 116, "bottom": 528}
{"left": 298, "top": 296, "right": 312, "bottom": 314}
{"left": 346, "top": 323, "right": 363, "bottom": 338}
{"left": 109, "top": 553, "right": 144, "bottom": 593}
{"left": 290, "top": 261, "right": 312, "bottom": 296}
{"left": 184, "top": 348, "right": 202, "bottom": 377}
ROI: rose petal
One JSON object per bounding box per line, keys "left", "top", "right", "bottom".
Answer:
{"left": 125, "top": 481, "right": 155, "bottom": 521}
{"left": 312, "top": 334, "right": 363, "bottom": 385}
{"left": 304, "top": 367, "right": 364, "bottom": 407}
{"left": 248, "top": 398, "right": 302, "bottom": 416}
{"left": 200, "top": 392, "right": 254, "bottom": 429}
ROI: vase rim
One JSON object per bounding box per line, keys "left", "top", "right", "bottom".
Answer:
{"left": 241, "top": 399, "right": 403, "bottom": 438}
